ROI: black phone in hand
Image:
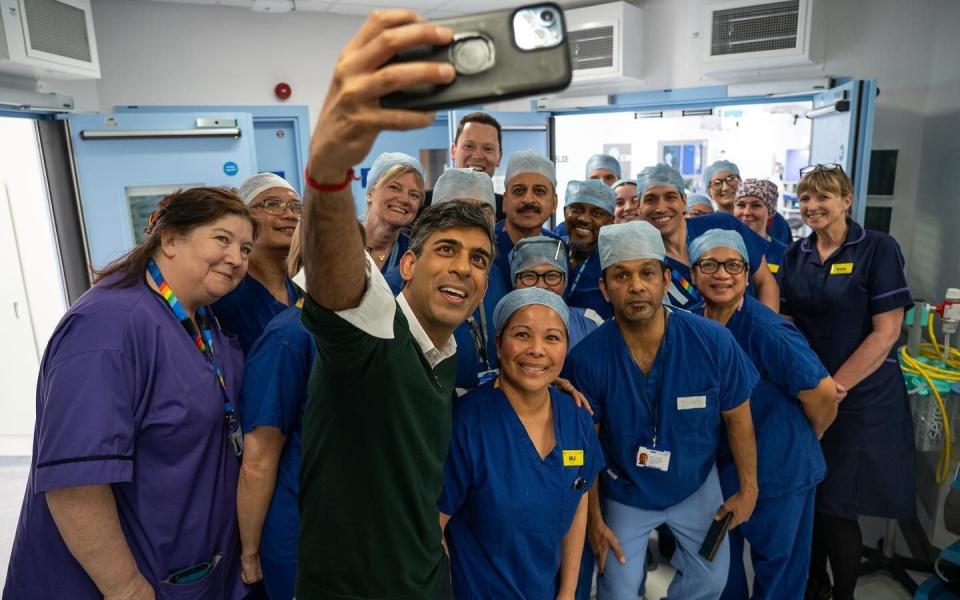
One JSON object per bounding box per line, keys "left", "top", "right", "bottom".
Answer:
{"left": 699, "top": 511, "right": 733, "bottom": 562}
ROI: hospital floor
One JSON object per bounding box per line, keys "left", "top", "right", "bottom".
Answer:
{"left": 0, "top": 457, "right": 921, "bottom": 597}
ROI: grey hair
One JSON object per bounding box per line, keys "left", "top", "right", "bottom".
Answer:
{"left": 408, "top": 200, "right": 495, "bottom": 260}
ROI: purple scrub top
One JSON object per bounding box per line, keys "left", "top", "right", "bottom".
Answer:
{"left": 3, "top": 274, "right": 249, "bottom": 600}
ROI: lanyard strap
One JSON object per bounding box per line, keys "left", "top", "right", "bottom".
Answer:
{"left": 467, "top": 299, "right": 491, "bottom": 372}
{"left": 636, "top": 309, "right": 670, "bottom": 448}
{"left": 567, "top": 254, "right": 592, "bottom": 297}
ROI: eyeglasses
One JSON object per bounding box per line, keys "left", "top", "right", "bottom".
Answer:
{"left": 709, "top": 174, "right": 741, "bottom": 189}
{"left": 252, "top": 199, "right": 304, "bottom": 217}
{"left": 694, "top": 259, "right": 747, "bottom": 275}
{"left": 517, "top": 270, "right": 565, "bottom": 287}
{"left": 799, "top": 163, "right": 844, "bottom": 178}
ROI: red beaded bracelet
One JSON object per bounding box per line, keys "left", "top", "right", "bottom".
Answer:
{"left": 305, "top": 168, "right": 355, "bottom": 192}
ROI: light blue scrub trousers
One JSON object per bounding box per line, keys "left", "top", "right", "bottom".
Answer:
{"left": 597, "top": 467, "right": 730, "bottom": 600}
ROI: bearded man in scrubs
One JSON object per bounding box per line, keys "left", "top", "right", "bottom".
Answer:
{"left": 563, "top": 180, "right": 616, "bottom": 320}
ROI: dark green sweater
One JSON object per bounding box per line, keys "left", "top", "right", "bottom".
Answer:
{"left": 297, "top": 295, "right": 458, "bottom": 600}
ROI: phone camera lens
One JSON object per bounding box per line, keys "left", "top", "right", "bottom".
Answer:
{"left": 540, "top": 10, "right": 554, "bottom": 22}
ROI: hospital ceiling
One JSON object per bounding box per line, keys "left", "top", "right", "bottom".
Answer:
{"left": 140, "top": 0, "right": 599, "bottom": 18}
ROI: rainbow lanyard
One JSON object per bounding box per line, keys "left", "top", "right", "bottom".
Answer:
{"left": 147, "top": 259, "right": 242, "bottom": 458}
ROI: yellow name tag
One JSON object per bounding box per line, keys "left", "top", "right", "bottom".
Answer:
{"left": 563, "top": 450, "right": 584, "bottom": 467}
{"left": 767, "top": 263, "right": 780, "bottom": 274}
{"left": 830, "top": 262, "right": 854, "bottom": 275}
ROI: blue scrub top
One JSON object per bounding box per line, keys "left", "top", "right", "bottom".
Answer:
{"left": 568, "top": 307, "right": 602, "bottom": 350}
{"left": 563, "top": 310, "right": 758, "bottom": 510}
{"left": 212, "top": 274, "right": 300, "bottom": 354}
{"left": 439, "top": 384, "right": 604, "bottom": 600}
{"left": 564, "top": 250, "right": 613, "bottom": 320}
{"left": 554, "top": 221, "right": 568, "bottom": 238}
{"left": 380, "top": 232, "right": 410, "bottom": 274}
{"left": 765, "top": 237, "right": 787, "bottom": 279}
{"left": 767, "top": 211, "right": 793, "bottom": 246}
{"left": 692, "top": 296, "right": 827, "bottom": 499}
{"left": 239, "top": 301, "right": 316, "bottom": 565}
{"left": 664, "top": 213, "right": 768, "bottom": 309}
{"left": 493, "top": 220, "right": 561, "bottom": 290}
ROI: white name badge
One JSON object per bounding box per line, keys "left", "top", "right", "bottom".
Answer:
{"left": 636, "top": 446, "right": 671, "bottom": 472}
{"left": 677, "top": 395, "right": 707, "bottom": 410}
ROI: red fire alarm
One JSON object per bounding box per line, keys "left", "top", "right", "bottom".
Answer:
{"left": 274, "top": 82, "right": 292, "bottom": 101}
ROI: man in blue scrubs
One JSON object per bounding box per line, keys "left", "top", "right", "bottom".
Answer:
{"left": 563, "top": 180, "right": 615, "bottom": 320}
{"left": 556, "top": 154, "right": 623, "bottom": 237}
{"left": 704, "top": 160, "right": 792, "bottom": 246}
{"left": 563, "top": 220, "right": 759, "bottom": 600}
{"left": 493, "top": 150, "right": 561, "bottom": 290}
{"left": 635, "top": 164, "right": 779, "bottom": 311}
{"left": 688, "top": 229, "right": 838, "bottom": 599}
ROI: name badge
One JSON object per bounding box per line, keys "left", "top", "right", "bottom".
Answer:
{"left": 830, "top": 262, "right": 854, "bottom": 275}
{"left": 767, "top": 263, "right": 780, "bottom": 274}
{"left": 636, "top": 446, "right": 671, "bottom": 471}
{"left": 677, "top": 395, "right": 707, "bottom": 410}
{"left": 563, "top": 450, "right": 584, "bottom": 467}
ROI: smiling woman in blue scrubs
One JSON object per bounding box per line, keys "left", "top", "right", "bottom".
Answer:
{"left": 688, "top": 229, "right": 838, "bottom": 600}
{"left": 439, "top": 288, "right": 604, "bottom": 599}
{"left": 362, "top": 152, "right": 425, "bottom": 273}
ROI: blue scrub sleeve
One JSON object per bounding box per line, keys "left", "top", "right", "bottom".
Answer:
{"left": 561, "top": 350, "right": 604, "bottom": 423}
{"left": 34, "top": 329, "right": 136, "bottom": 492}
{"left": 384, "top": 268, "right": 404, "bottom": 296}
{"left": 438, "top": 415, "right": 475, "bottom": 517}
{"left": 717, "top": 328, "right": 760, "bottom": 412}
{"left": 240, "top": 336, "right": 311, "bottom": 435}
{"left": 734, "top": 220, "right": 768, "bottom": 277}
{"left": 866, "top": 235, "right": 912, "bottom": 315}
{"left": 582, "top": 420, "right": 606, "bottom": 491}
{"left": 763, "top": 323, "right": 829, "bottom": 397}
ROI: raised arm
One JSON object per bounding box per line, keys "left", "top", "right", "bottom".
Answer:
{"left": 303, "top": 11, "right": 455, "bottom": 309}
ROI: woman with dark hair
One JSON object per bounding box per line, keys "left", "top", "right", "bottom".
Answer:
{"left": 4, "top": 188, "right": 256, "bottom": 600}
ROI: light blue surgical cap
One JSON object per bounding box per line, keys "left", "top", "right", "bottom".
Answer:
{"left": 565, "top": 180, "right": 616, "bottom": 216}
{"left": 612, "top": 178, "right": 637, "bottom": 191}
{"left": 685, "top": 194, "right": 714, "bottom": 211}
{"left": 586, "top": 154, "right": 622, "bottom": 179}
{"left": 599, "top": 220, "right": 666, "bottom": 270}
{"left": 505, "top": 150, "right": 556, "bottom": 188}
{"left": 238, "top": 172, "right": 297, "bottom": 205}
{"left": 493, "top": 287, "right": 570, "bottom": 334}
{"left": 703, "top": 160, "right": 740, "bottom": 185}
{"left": 433, "top": 168, "right": 496, "bottom": 210}
{"left": 509, "top": 236, "right": 568, "bottom": 287}
{"left": 636, "top": 164, "right": 686, "bottom": 198}
{"left": 366, "top": 152, "right": 425, "bottom": 193}
{"left": 688, "top": 228, "right": 750, "bottom": 267}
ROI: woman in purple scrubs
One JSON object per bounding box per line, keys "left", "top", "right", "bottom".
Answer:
{"left": 4, "top": 187, "right": 257, "bottom": 599}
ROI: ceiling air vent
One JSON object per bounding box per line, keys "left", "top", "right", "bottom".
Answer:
{"left": 569, "top": 26, "right": 615, "bottom": 71}
{"left": 710, "top": 0, "right": 800, "bottom": 57}
{"left": 562, "top": 2, "right": 643, "bottom": 87}
{"left": 24, "top": 0, "right": 93, "bottom": 62}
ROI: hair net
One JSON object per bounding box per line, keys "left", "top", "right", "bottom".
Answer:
{"left": 636, "top": 164, "right": 685, "bottom": 198}
{"left": 703, "top": 160, "right": 741, "bottom": 185}
{"left": 565, "top": 180, "right": 616, "bottom": 215}
{"left": 585, "top": 154, "right": 622, "bottom": 179}
{"left": 685, "top": 194, "right": 714, "bottom": 211}
{"left": 366, "top": 152, "right": 425, "bottom": 193}
{"left": 505, "top": 150, "right": 556, "bottom": 188}
{"left": 433, "top": 168, "right": 496, "bottom": 210}
{"left": 688, "top": 228, "right": 750, "bottom": 267}
{"left": 612, "top": 179, "right": 637, "bottom": 191}
{"left": 509, "top": 236, "right": 568, "bottom": 286}
{"left": 493, "top": 287, "right": 570, "bottom": 335}
{"left": 598, "top": 220, "right": 666, "bottom": 270}
{"left": 238, "top": 172, "right": 298, "bottom": 205}
{"left": 736, "top": 178, "right": 779, "bottom": 216}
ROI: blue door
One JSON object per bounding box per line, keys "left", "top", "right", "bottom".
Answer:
{"left": 66, "top": 111, "right": 258, "bottom": 270}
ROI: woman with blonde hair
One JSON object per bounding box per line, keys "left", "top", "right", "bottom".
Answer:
{"left": 363, "top": 152, "right": 425, "bottom": 273}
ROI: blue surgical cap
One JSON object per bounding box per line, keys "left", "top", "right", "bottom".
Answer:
{"left": 599, "top": 220, "right": 666, "bottom": 270}
{"left": 586, "top": 154, "right": 622, "bottom": 179}
{"left": 636, "top": 164, "right": 685, "bottom": 197}
{"left": 685, "top": 194, "right": 714, "bottom": 211}
{"left": 688, "top": 228, "right": 750, "bottom": 267}
{"left": 703, "top": 160, "right": 740, "bottom": 185}
{"left": 505, "top": 150, "right": 556, "bottom": 188}
{"left": 612, "top": 178, "right": 637, "bottom": 191}
{"left": 433, "top": 168, "right": 496, "bottom": 210}
{"left": 509, "top": 236, "right": 568, "bottom": 288}
{"left": 238, "top": 172, "right": 297, "bottom": 205}
{"left": 493, "top": 287, "right": 570, "bottom": 334}
{"left": 565, "top": 180, "right": 616, "bottom": 216}
{"left": 366, "top": 152, "right": 425, "bottom": 193}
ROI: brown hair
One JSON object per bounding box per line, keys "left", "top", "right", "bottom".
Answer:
{"left": 453, "top": 112, "right": 502, "bottom": 149}
{"left": 797, "top": 168, "right": 853, "bottom": 199}
{"left": 95, "top": 187, "right": 258, "bottom": 288}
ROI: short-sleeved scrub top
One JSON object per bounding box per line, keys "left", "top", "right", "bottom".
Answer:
{"left": 212, "top": 273, "right": 300, "bottom": 353}
{"left": 493, "top": 220, "right": 562, "bottom": 290}
{"left": 439, "top": 383, "right": 604, "bottom": 599}
{"left": 780, "top": 218, "right": 915, "bottom": 519}
{"left": 568, "top": 307, "right": 603, "bottom": 350}
{"left": 563, "top": 309, "right": 758, "bottom": 510}
{"left": 768, "top": 211, "right": 793, "bottom": 246}
{"left": 4, "top": 274, "right": 248, "bottom": 600}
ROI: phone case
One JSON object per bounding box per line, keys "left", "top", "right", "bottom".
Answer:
{"left": 380, "top": 4, "right": 571, "bottom": 111}
{"left": 699, "top": 512, "right": 733, "bottom": 562}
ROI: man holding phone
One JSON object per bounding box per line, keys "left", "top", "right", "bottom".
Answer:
{"left": 296, "top": 13, "right": 492, "bottom": 600}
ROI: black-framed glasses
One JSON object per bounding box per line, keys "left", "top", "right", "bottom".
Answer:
{"left": 517, "top": 270, "right": 565, "bottom": 287}
{"left": 252, "top": 199, "right": 304, "bottom": 216}
{"left": 709, "top": 174, "right": 741, "bottom": 189}
{"left": 799, "top": 163, "right": 844, "bottom": 178}
{"left": 695, "top": 259, "right": 747, "bottom": 275}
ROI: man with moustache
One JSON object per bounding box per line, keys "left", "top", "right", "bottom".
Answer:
{"left": 563, "top": 180, "right": 616, "bottom": 320}
{"left": 492, "top": 150, "right": 561, "bottom": 289}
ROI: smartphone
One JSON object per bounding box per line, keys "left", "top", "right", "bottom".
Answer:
{"left": 699, "top": 512, "right": 733, "bottom": 562}
{"left": 380, "top": 3, "right": 571, "bottom": 111}
{"left": 164, "top": 553, "right": 222, "bottom": 584}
